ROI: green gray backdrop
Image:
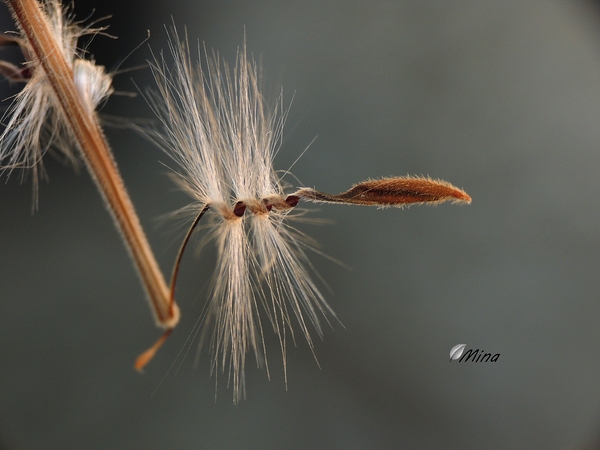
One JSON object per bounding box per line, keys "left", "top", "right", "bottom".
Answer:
{"left": 1, "top": 0, "right": 600, "bottom": 449}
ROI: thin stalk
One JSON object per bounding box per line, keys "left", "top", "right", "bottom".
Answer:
{"left": 6, "top": 0, "right": 179, "bottom": 328}
{"left": 134, "top": 204, "right": 210, "bottom": 371}
{"left": 167, "top": 204, "right": 210, "bottom": 312}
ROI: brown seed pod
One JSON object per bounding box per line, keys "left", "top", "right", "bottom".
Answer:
{"left": 292, "top": 176, "right": 471, "bottom": 208}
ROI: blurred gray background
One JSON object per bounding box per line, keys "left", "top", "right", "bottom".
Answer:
{"left": 1, "top": 0, "right": 600, "bottom": 448}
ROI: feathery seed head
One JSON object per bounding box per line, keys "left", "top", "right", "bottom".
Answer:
{"left": 148, "top": 29, "right": 471, "bottom": 403}
{"left": 0, "top": 0, "right": 113, "bottom": 202}
{"left": 148, "top": 30, "right": 332, "bottom": 403}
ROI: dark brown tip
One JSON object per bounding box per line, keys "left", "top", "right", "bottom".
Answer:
{"left": 233, "top": 201, "right": 247, "bottom": 217}
{"left": 285, "top": 195, "right": 300, "bottom": 208}
{"left": 262, "top": 199, "right": 273, "bottom": 211}
{"left": 0, "top": 60, "right": 31, "bottom": 83}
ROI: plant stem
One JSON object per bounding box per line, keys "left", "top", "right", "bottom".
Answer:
{"left": 6, "top": 0, "right": 179, "bottom": 328}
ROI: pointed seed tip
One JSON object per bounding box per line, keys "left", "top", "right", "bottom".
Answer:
{"left": 455, "top": 191, "right": 472, "bottom": 204}
{"left": 134, "top": 350, "right": 153, "bottom": 372}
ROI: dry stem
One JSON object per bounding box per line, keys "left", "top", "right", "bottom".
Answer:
{"left": 6, "top": 0, "right": 179, "bottom": 328}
